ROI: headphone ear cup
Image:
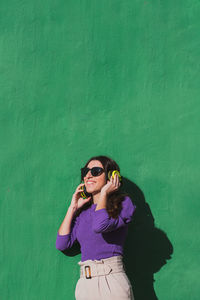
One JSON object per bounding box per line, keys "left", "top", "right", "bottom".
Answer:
{"left": 108, "top": 170, "right": 122, "bottom": 182}
{"left": 113, "top": 170, "right": 122, "bottom": 182}
{"left": 80, "top": 185, "right": 86, "bottom": 199}
{"left": 83, "top": 185, "right": 92, "bottom": 198}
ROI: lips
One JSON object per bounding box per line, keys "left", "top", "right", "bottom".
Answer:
{"left": 87, "top": 181, "right": 96, "bottom": 184}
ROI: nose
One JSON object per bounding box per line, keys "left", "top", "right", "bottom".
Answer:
{"left": 85, "top": 170, "right": 93, "bottom": 179}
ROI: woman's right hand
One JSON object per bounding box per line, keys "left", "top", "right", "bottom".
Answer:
{"left": 70, "top": 183, "right": 92, "bottom": 211}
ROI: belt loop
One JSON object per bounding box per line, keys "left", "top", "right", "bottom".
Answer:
{"left": 103, "top": 263, "right": 112, "bottom": 275}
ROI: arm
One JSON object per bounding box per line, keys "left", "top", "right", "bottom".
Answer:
{"left": 92, "top": 196, "right": 136, "bottom": 233}
{"left": 55, "top": 206, "right": 79, "bottom": 251}
{"left": 55, "top": 183, "right": 91, "bottom": 251}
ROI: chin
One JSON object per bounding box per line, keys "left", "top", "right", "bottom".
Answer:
{"left": 85, "top": 187, "right": 94, "bottom": 193}
{"left": 86, "top": 187, "right": 99, "bottom": 194}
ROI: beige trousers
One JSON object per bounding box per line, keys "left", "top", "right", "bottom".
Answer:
{"left": 75, "top": 255, "right": 134, "bottom": 300}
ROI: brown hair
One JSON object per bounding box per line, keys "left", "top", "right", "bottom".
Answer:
{"left": 74, "top": 155, "right": 129, "bottom": 219}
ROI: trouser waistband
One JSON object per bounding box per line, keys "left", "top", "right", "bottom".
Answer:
{"left": 78, "top": 255, "right": 125, "bottom": 279}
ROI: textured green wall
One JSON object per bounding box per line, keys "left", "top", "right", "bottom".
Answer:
{"left": 1, "top": 1, "right": 199, "bottom": 299}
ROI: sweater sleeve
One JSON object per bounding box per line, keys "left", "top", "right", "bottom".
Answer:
{"left": 92, "top": 196, "right": 136, "bottom": 233}
{"left": 55, "top": 215, "right": 79, "bottom": 251}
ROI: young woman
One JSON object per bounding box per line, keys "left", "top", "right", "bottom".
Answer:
{"left": 55, "top": 155, "right": 136, "bottom": 300}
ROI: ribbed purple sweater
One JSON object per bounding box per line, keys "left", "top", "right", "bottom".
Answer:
{"left": 55, "top": 196, "right": 136, "bottom": 262}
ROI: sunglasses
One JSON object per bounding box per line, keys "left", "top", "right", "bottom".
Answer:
{"left": 81, "top": 167, "right": 105, "bottom": 179}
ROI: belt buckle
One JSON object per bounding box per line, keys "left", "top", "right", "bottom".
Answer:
{"left": 84, "top": 265, "right": 92, "bottom": 279}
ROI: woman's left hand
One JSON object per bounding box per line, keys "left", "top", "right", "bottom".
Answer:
{"left": 101, "top": 174, "right": 121, "bottom": 196}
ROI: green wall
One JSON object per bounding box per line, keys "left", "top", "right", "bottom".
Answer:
{"left": 1, "top": 1, "right": 199, "bottom": 299}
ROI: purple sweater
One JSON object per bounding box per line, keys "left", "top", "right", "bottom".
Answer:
{"left": 55, "top": 196, "right": 136, "bottom": 262}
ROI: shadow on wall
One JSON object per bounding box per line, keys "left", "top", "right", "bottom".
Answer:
{"left": 60, "top": 178, "right": 174, "bottom": 300}
{"left": 122, "top": 178, "right": 174, "bottom": 300}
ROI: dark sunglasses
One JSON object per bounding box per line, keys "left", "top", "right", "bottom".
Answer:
{"left": 81, "top": 167, "right": 105, "bottom": 178}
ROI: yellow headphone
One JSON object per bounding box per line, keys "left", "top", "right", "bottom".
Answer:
{"left": 80, "top": 185, "right": 91, "bottom": 199}
{"left": 108, "top": 170, "right": 122, "bottom": 182}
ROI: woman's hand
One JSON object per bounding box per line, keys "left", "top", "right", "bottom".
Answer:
{"left": 101, "top": 174, "right": 121, "bottom": 196}
{"left": 70, "top": 183, "right": 91, "bottom": 211}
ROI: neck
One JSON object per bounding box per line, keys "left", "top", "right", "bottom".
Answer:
{"left": 92, "top": 192, "right": 101, "bottom": 204}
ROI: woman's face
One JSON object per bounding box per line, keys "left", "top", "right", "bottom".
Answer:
{"left": 84, "top": 160, "right": 107, "bottom": 195}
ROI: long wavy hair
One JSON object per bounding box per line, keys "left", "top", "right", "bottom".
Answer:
{"left": 74, "top": 155, "right": 129, "bottom": 219}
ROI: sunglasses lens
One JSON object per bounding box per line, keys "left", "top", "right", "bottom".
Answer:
{"left": 91, "top": 167, "right": 104, "bottom": 176}
{"left": 81, "top": 167, "right": 89, "bottom": 178}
